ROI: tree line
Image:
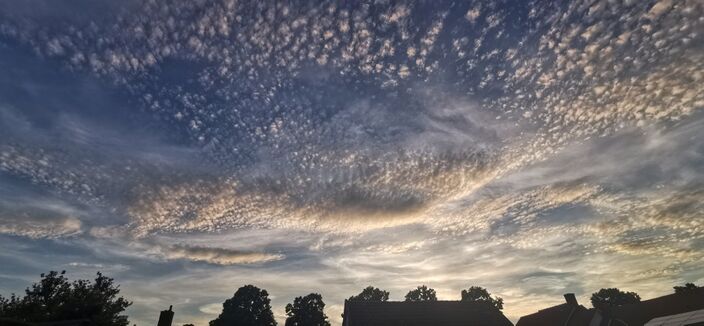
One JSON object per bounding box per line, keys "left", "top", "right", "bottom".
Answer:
{"left": 209, "top": 284, "right": 504, "bottom": 326}
{"left": 0, "top": 271, "right": 701, "bottom": 326}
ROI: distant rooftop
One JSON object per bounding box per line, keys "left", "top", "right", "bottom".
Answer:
{"left": 517, "top": 289, "right": 704, "bottom": 326}
{"left": 611, "top": 289, "right": 704, "bottom": 326}
{"left": 342, "top": 300, "right": 514, "bottom": 326}
{"left": 645, "top": 308, "right": 704, "bottom": 326}
{"left": 516, "top": 294, "right": 593, "bottom": 326}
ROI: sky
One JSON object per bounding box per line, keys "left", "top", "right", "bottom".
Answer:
{"left": 0, "top": 0, "right": 702, "bottom": 325}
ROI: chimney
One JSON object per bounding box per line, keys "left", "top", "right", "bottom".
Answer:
{"left": 564, "top": 293, "right": 578, "bottom": 305}
{"left": 157, "top": 305, "right": 174, "bottom": 326}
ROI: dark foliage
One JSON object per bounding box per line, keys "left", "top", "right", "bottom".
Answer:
{"left": 404, "top": 285, "right": 437, "bottom": 302}
{"left": 348, "top": 286, "right": 390, "bottom": 302}
{"left": 461, "top": 286, "right": 504, "bottom": 310}
{"left": 210, "top": 285, "right": 277, "bottom": 326}
{"left": 590, "top": 288, "right": 640, "bottom": 309}
{"left": 673, "top": 282, "right": 702, "bottom": 294}
{"left": 284, "top": 293, "right": 330, "bottom": 326}
{"left": 0, "top": 270, "right": 131, "bottom": 326}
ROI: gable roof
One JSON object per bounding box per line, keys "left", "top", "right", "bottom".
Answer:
{"left": 515, "top": 302, "right": 594, "bottom": 326}
{"left": 610, "top": 289, "right": 704, "bottom": 326}
{"left": 342, "top": 300, "right": 514, "bottom": 326}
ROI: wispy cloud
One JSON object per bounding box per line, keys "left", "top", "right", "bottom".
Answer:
{"left": 0, "top": 214, "right": 81, "bottom": 239}
{"left": 163, "top": 245, "right": 284, "bottom": 266}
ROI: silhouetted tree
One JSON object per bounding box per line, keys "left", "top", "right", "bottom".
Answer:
{"left": 404, "top": 285, "right": 437, "bottom": 302}
{"left": 461, "top": 286, "right": 504, "bottom": 310}
{"left": 210, "top": 285, "right": 276, "bottom": 326}
{"left": 0, "top": 270, "right": 131, "bottom": 325}
{"left": 674, "top": 282, "right": 702, "bottom": 293}
{"left": 590, "top": 288, "right": 640, "bottom": 309}
{"left": 348, "top": 286, "right": 390, "bottom": 302}
{"left": 284, "top": 293, "right": 330, "bottom": 326}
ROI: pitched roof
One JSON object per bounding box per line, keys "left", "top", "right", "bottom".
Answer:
{"left": 515, "top": 302, "right": 594, "bottom": 326}
{"left": 610, "top": 289, "right": 704, "bottom": 326}
{"left": 342, "top": 300, "right": 514, "bottom": 326}
{"left": 645, "top": 308, "right": 704, "bottom": 326}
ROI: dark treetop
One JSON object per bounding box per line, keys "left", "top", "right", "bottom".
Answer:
{"left": 210, "top": 285, "right": 277, "bottom": 326}
{"left": 285, "top": 293, "right": 330, "bottom": 326}
{"left": 0, "top": 271, "right": 131, "bottom": 326}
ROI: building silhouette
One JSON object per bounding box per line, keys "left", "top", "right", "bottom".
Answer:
{"left": 645, "top": 308, "right": 704, "bottom": 325}
{"left": 517, "top": 289, "right": 704, "bottom": 326}
{"left": 606, "top": 288, "right": 704, "bottom": 325}
{"left": 342, "top": 300, "right": 513, "bottom": 326}
{"left": 516, "top": 294, "right": 593, "bottom": 326}
{"left": 157, "top": 306, "right": 174, "bottom": 326}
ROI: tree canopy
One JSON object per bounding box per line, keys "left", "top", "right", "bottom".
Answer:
{"left": 673, "top": 282, "right": 702, "bottom": 294}
{"left": 348, "top": 286, "right": 390, "bottom": 302}
{"left": 210, "top": 285, "right": 277, "bottom": 326}
{"left": 590, "top": 288, "right": 640, "bottom": 309}
{"left": 0, "top": 270, "right": 131, "bottom": 326}
{"left": 404, "top": 285, "right": 437, "bottom": 302}
{"left": 285, "top": 293, "right": 330, "bottom": 326}
{"left": 460, "top": 286, "right": 504, "bottom": 310}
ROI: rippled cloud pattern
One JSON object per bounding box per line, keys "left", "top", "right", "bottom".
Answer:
{"left": 0, "top": 0, "right": 702, "bottom": 324}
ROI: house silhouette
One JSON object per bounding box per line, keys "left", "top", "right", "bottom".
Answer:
{"left": 516, "top": 294, "right": 593, "bottom": 326}
{"left": 517, "top": 289, "right": 704, "bottom": 326}
{"left": 342, "top": 300, "right": 514, "bottom": 326}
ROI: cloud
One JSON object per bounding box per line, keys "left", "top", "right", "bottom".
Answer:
{"left": 2, "top": 0, "right": 701, "bottom": 240}
{"left": 82, "top": 227, "right": 287, "bottom": 266}
{"left": 164, "top": 245, "right": 284, "bottom": 265}
{"left": 0, "top": 214, "right": 82, "bottom": 238}
{"left": 0, "top": 0, "right": 703, "bottom": 325}
{"left": 66, "top": 261, "right": 130, "bottom": 273}
{"left": 0, "top": 191, "right": 85, "bottom": 239}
